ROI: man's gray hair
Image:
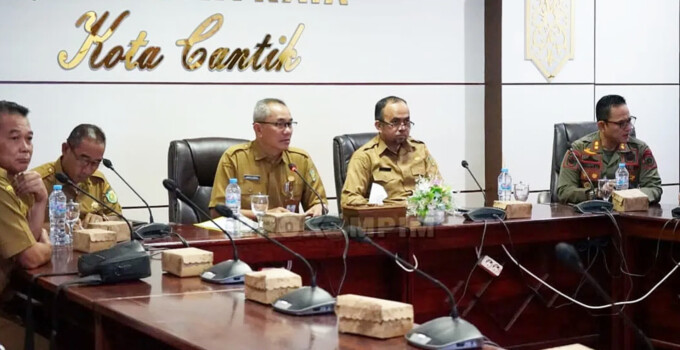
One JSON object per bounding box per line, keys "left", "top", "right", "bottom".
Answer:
{"left": 253, "top": 98, "right": 287, "bottom": 122}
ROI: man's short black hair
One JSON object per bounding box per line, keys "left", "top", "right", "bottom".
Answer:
{"left": 595, "top": 95, "right": 627, "bottom": 122}
{"left": 0, "top": 100, "right": 29, "bottom": 117}
{"left": 374, "top": 96, "right": 407, "bottom": 121}
{"left": 67, "top": 124, "right": 106, "bottom": 148}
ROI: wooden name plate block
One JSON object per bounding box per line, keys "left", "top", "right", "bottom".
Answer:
{"left": 342, "top": 204, "right": 407, "bottom": 228}
{"left": 612, "top": 189, "right": 649, "bottom": 212}
{"left": 493, "top": 200, "right": 532, "bottom": 219}
{"left": 262, "top": 212, "right": 306, "bottom": 233}
{"left": 244, "top": 268, "right": 302, "bottom": 305}
{"left": 73, "top": 228, "right": 117, "bottom": 253}
{"left": 335, "top": 294, "right": 414, "bottom": 339}
{"left": 162, "top": 247, "right": 213, "bottom": 277}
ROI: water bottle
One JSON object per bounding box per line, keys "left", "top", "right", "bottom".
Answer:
{"left": 497, "top": 168, "right": 513, "bottom": 201}
{"left": 615, "top": 163, "right": 629, "bottom": 190}
{"left": 49, "top": 185, "right": 70, "bottom": 246}
{"left": 225, "top": 178, "right": 241, "bottom": 234}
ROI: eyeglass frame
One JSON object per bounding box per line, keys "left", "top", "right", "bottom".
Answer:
{"left": 255, "top": 120, "right": 298, "bottom": 130}
{"left": 378, "top": 119, "right": 415, "bottom": 129}
{"left": 67, "top": 143, "right": 102, "bottom": 168}
{"left": 603, "top": 116, "right": 636, "bottom": 128}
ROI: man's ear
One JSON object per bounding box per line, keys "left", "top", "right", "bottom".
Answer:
{"left": 253, "top": 123, "right": 263, "bottom": 137}
{"left": 596, "top": 120, "right": 606, "bottom": 132}
{"left": 61, "top": 142, "right": 69, "bottom": 156}
{"left": 374, "top": 120, "right": 381, "bottom": 133}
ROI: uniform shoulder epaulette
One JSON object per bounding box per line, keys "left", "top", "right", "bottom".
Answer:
{"left": 225, "top": 142, "right": 250, "bottom": 156}
{"left": 90, "top": 170, "right": 107, "bottom": 182}
{"left": 409, "top": 138, "right": 425, "bottom": 144}
{"left": 287, "top": 146, "right": 311, "bottom": 159}
{"left": 32, "top": 162, "right": 56, "bottom": 178}
{"left": 360, "top": 138, "right": 380, "bottom": 152}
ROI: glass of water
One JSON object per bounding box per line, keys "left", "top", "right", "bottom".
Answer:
{"left": 514, "top": 182, "right": 530, "bottom": 202}
{"left": 250, "top": 194, "right": 269, "bottom": 229}
{"left": 65, "top": 200, "right": 80, "bottom": 242}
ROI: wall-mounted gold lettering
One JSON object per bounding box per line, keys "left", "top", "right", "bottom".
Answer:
{"left": 58, "top": 11, "right": 164, "bottom": 71}
{"left": 176, "top": 14, "right": 304, "bottom": 72}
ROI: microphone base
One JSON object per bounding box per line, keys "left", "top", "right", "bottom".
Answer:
{"left": 406, "top": 316, "right": 484, "bottom": 350}
{"left": 272, "top": 286, "right": 336, "bottom": 316}
{"left": 200, "top": 259, "right": 252, "bottom": 284}
{"left": 572, "top": 200, "right": 613, "bottom": 214}
{"left": 134, "top": 222, "right": 171, "bottom": 239}
{"left": 463, "top": 207, "right": 506, "bottom": 222}
{"left": 305, "top": 215, "right": 344, "bottom": 231}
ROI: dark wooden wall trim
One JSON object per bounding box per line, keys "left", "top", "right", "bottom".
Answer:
{"left": 484, "top": 0, "right": 502, "bottom": 205}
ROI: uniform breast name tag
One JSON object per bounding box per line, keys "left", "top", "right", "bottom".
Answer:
{"left": 244, "top": 175, "right": 260, "bottom": 181}
{"left": 379, "top": 167, "right": 392, "bottom": 172}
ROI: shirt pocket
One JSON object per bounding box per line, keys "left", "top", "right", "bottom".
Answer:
{"left": 411, "top": 163, "right": 426, "bottom": 177}
{"left": 373, "top": 169, "right": 399, "bottom": 195}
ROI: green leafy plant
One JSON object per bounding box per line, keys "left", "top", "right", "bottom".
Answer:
{"left": 407, "top": 176, "right": 455, "bottom": 218}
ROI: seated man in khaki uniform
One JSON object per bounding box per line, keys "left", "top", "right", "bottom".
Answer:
{"left": 341, "top": 96, "right": 442, "bottom": 207}
{"left": 557, "top": 94, "right": 662, "bottom": 204}
{"left": 33, "top": 124, "right": 122, "bottom": 221}
{"left": 0, "top": 101, "right": 51, "bottom": 349}
{"left": 209, "top": 98, "right": 327, "bottom": 219}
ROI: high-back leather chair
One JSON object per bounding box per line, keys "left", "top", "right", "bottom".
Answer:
{"left": 168, "top": 137, "right": 248, "bottom": 223}
{"left": 332, "top": 132, "right": 377, "bottom": 213}
{"left": 550, "top": 122, "right": 635, "bottom": 202}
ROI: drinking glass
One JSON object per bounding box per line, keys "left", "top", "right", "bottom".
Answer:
{"left": 65, "top": 200, "right": 80, "bottom": 241}
{"left": 250, "top": 194, "right": 269, "bottom": 229}
{"left": 514, "top": 182, "right": 530, "bottom": 202}
{"left": 598, "top": 178, "right": 616, "bottom": 201}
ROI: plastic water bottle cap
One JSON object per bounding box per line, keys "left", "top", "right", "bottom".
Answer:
{"left": 229, "top": 178, "right": 237, "bottom": 184}
{"left": 501, "top": 168, "right": 508, "bottom": 172}
{"left": 618, "top": 163, "right": 625, "bottom": 168}
{"left": 53, "top": 184, "right": 62, "bottom": 190}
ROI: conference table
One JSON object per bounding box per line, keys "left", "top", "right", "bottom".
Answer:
{"left": 11, "top": 203, "right": 680, "bottom": 350}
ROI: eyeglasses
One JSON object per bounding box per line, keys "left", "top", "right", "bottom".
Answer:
{"left": 380, "top": 119, "right": 415, "bottom": 129}
{"left": 604, "top": 116, "right": 636, "bottom": 128}
{"left": 68, "top": 147, "right": 102, "bottom": 168}
{"left": 257, "top": 120, "right": 298, "bottom": 130}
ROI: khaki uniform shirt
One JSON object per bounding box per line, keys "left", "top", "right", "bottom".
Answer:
{"left": 32, "top": 158, "right": 122, "bottom": 220}
{"left": 209, "top": 141, "right": 327, "bottom": 212}
{"left": 557, "top": 132, "right": 662, "bottom": 204}
{"left": 341, "top": 135, "right": 441, "bottom": 207}
{"left": 0, "top": 167, "right": 37, "bottom": 294}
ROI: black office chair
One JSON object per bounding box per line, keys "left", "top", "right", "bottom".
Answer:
{"left": 168, "top": 137, "right": 248, "bottom": 224}
{"left": 549, "top": 122, "right": 635, "bottom": 203}
{"left": 332, "top": 133, "right": 377, "bottom": 214}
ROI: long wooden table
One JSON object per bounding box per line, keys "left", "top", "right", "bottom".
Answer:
{"left": 11, "top": 204, "right": 680, "bottom": 349}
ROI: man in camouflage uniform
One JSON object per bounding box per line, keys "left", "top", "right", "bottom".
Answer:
{"left": 341, "top": 96, "right": 441, "bottom": 207}
{"left": 209, "top": 98, "right": 327, "bottom": 219}
{"left": 557, "top": 94, "right": 662, "bottom": 204}
{"left": 33, "top": 124, "right": 122, "bottom": 220}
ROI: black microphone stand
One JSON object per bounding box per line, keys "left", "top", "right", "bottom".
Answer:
{"left": 347, "top": 226, "right": 484, "bottom": 349}
{"left": 555, "top": 242, "right": 653, "bottom": 350}
{"left": 288, "top": 163, "right": 343, "bottom": 231}
{"left": 460, "top": 160, "right": 506, "bottom": 221}
{"left": 55, "top": 172, "right": 143, "bottom": 241}
{"left": 215, "top": 204, "right": 336, "bottom": 316}
{"left": 102, "top": 159, "right": 170, "bottom": 238}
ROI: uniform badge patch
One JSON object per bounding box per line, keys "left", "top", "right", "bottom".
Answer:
{"left": 105, "top": 189, "right": 118, "bottom": 204}
{"left": 563, "top": 152, "right": 578, "bottom": 170}
{"left": 309, "top": 169, "right": 317, "bottom": 182}
{"left": 641, "top": 149, "right": 657, "bottom": 170}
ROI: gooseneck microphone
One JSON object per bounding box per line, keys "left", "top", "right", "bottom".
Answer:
{"left": 459, "top": 160, "right": 506, "bottom": 222}
{"left": 564, "top": 147, "right": 613, "bottom": 213}
{"left": 555, "top": 242, "right": 653, "bottom": 350}
{"left": 215, "top": 204, "right": 336, "bottom": 315}
{"left": 461, "top": 160, "right": 487, "bottom": 204}
{"left": 346, "top": 226, "right": 484, "bottom": 349}
{"left": 102, "top": 159, "right": 170, "bottom": 238}
{"left": 287, "top": 163, "right": 343, "bottom": 231}
{"left": 162, "top": 179, "right": 251, "bottom": 284}
{"left": 55, "top": 172, "right": 143, "bottom": 241}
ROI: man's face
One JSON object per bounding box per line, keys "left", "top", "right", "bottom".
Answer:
{"left": 61, "top": 138, "right": 105, "bottom": 184}
{"left": 599, "top": 104, "right": 634, "bottom": 145}
{"left": 376, "top": 101, "right": 411, "bottom": 146}
{"left": 254, "top": 103, "right": 293, "bottom": 154}
{"left": 0, "top": 113, "right": 33, "bottom": 176}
